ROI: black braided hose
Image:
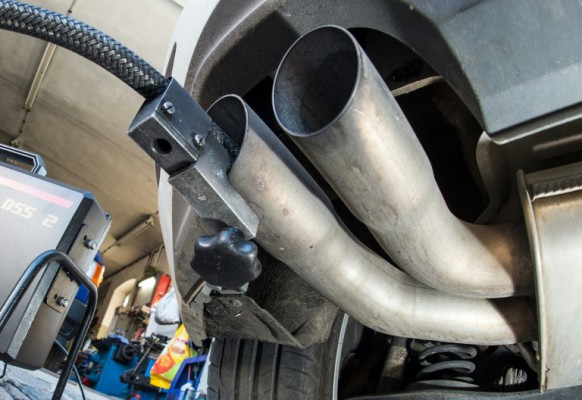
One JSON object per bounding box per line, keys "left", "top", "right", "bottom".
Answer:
{"left": 0, "top": 0, "right": 169, "bottom": 99}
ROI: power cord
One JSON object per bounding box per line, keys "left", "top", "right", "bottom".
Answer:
{"left": 53, "top": 340, "right": 86, "bottom": 400}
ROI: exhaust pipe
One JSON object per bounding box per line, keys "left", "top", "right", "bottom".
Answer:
{"left": 208, "top": 95, "right": 535, "bottom": 344}
{"left": 272, "top": 26, "right": 533, "bottom": 299}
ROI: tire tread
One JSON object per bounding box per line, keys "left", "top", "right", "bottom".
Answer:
{"left": 208, "top": 315, "right": 342, "bottom": 399}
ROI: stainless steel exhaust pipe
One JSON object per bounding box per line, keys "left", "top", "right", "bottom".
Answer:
{"left": 272, "top": 26, "right": 533, "bottom": 299}
{"left": 208, "top": 95, "right": 535, "bottom": 344}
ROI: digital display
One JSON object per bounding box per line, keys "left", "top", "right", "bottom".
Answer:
{"left": 0, "top": 166, "right": 81, "bottom": 231}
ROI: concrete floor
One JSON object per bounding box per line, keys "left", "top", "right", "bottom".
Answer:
{"left": 0, "top": 363, "right": 114, "bottom": 400}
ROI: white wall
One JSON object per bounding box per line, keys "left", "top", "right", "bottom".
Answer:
{"left": 97, "top": 278, "right": 136, "bottom": 338}
{"left": 95, "top": 247, "right": 170, "bottom": 338}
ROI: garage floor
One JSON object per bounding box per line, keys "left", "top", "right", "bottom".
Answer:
{"left": 0, "top": 364, "right": 114, "bottom": 400}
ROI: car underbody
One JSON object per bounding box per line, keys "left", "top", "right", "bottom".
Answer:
{"left": 156, "top": 0, "right": 582, "bottom": 398}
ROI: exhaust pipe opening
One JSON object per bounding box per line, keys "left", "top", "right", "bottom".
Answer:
{"left": 273, "top": 27, "right": 359, "bottom": 136}
{"left": 273, "top": 26, "right": 533, "bottom": 299}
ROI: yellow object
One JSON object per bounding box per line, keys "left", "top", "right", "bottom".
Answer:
{"left": 150, "top": 325, "right": 194, "bottom": 389}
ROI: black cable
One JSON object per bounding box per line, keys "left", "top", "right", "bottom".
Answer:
{"left": 0, "top": 361, "right": 6, "bottom": 379}
{"left": 54, "top": 340, "right": 86, "bottom": 400}
{"left": 0, "top": 0, "right": 168, "bottom": 99}
{"left": 0, "top": 0, "right": 244, "bottom": 160}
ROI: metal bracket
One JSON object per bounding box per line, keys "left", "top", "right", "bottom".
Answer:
{"left": 205, "top": 295, "right": 302, "bottom": 347}
{"left": 518, "top": 161, "right": 582, "bottom": 391}
{"left": 128, "top": 78, "right": 258, "bottom": 238}
{"left": 46, "top": 224, "right": 100, "bottom": 313}
{"left": 167, "top": 133, "right": 258, "bottom": 238}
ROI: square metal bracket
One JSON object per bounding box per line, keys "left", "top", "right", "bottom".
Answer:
{"left": 128, "top": 79, "right": 258, "bottom": 238}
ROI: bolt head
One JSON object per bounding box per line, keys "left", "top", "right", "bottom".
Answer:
{"left": 161, "top": 101, "right": 175, "bottom": 116}
{"left": 85, "top": 239, "right": 98, "bottom": 250}
{"left": 193, "top": 134, "right": 206, "bottom": 148}
{"left": 56, "top": 296, "right": 69, "bottom": 308}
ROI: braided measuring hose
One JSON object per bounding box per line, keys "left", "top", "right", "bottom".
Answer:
{"left": 0, "top": 0, "right": 168, "bottom": 99}
{"left": 210, "top": 121, "right": 240, "bottom": 165}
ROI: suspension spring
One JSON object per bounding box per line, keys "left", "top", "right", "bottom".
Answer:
{"left": 415, "top": 343, "right": 478, "bottom": 388}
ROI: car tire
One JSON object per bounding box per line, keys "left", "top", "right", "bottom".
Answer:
{"left": 208, "top": 313, "right": 351, "bottom": 399}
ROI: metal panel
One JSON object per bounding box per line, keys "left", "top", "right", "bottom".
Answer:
{"left": 518, "top": 162, "right": 582, "bottom": 390}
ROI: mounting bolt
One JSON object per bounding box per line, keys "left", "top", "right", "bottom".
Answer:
{"left": 161, "top": 101, "right": 175, "bottom": 117}
{"left": 85, "top": 239, "right": 98, "bottom": 250}
{"left": 56, "top": 296, "right": 69, "bottom": 308}
{"left": 193, "top": 134, "right": 206, "bottom": 148}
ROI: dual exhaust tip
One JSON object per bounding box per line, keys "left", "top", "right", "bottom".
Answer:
{"left": 206, "top": 26, "right": 535, "bottom": 344}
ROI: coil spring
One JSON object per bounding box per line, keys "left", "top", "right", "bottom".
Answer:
{"left": 416, "top": 343, "right": 478, "bottom": 387}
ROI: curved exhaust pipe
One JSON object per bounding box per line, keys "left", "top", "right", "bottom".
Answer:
{"left": 272, "top": 26, "right": 533, "bottom": 299}
{"left": 208, "top": 95, "right": 535, "bottom": 344}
